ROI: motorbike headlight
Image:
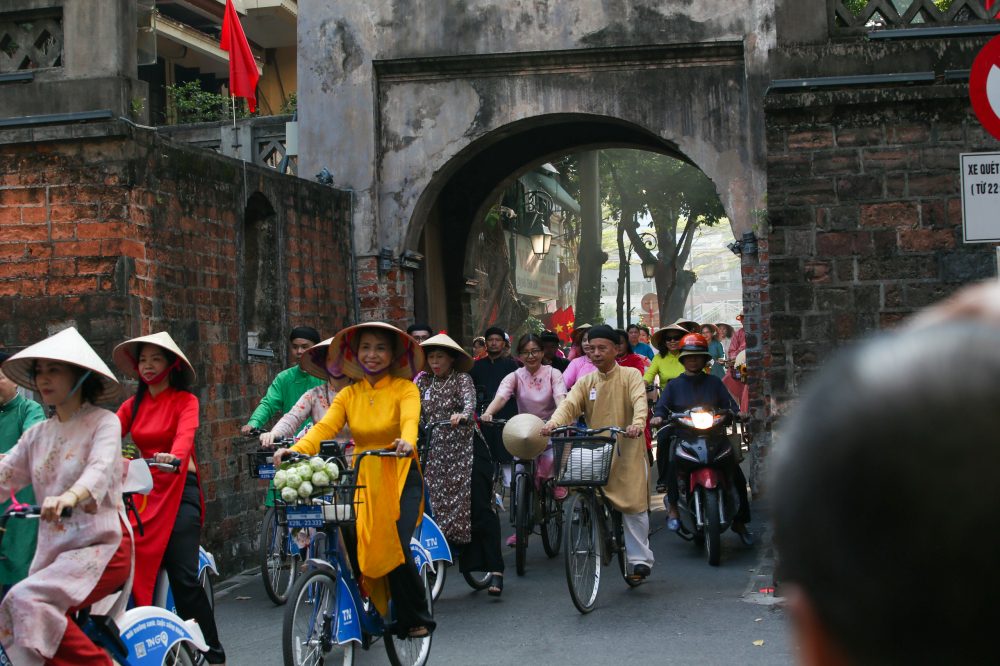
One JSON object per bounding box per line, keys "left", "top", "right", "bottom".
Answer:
{"left": 690, "top": 411, "right": 714, "bottom": 430}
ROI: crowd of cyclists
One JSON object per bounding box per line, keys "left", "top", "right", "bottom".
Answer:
{"left": 0, "top": 312, "right": 752, "bottom": 665}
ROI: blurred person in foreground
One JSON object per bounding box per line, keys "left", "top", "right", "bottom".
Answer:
{"left": 772, "top": 320, "right": 1000, "bottom": 666}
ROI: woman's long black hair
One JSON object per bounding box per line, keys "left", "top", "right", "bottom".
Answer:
{"left": 31, "top": 360, "right": 105, "bottom": 416}
{"left": 615, "top": 329, "right": 634, "bottom": 355}
{"left": 516, "top": 333, "right": 544, "bottom": 355}
{"left": 132, "top": 344, "right": 192, "bottom": 420}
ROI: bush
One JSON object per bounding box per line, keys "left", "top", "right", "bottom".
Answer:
{"left": 165, "top": 80, "right": 256, "bottom": 125}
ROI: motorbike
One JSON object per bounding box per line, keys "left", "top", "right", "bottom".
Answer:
{"left": 661, "top": 408, "right": 742, "bottom": 566}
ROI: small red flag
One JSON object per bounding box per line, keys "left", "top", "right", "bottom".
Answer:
{"left": 564, "top": 306, "right": 575, "bottom": 340}
{"left": 220, "top": 0, "right": 259, "bottom": 112}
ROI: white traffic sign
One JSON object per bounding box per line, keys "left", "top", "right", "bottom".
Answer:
{"left": 961, "top": 152, "right": 1000, "bottom": 243}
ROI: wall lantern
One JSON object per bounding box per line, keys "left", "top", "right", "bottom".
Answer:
{"left": 641, "top": 255, "right": 658, "bottom": 280}
{"left": 728, "top": 230, "right": 759, "bottom": 256}
{"left": 522, "top": 190, "right": 554, "bottom": 258}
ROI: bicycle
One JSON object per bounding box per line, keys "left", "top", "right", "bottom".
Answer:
{"left": 550, "top": 425, "right": 645, "bottom": 614}
{"left": 481, "top": 418, "right": 563, "bottom": 575}
{"left": 280, "top": 449, "right": 434, "bottom": 666}
{"left": 247, "top": 430, "right": 351, "bottom": 605}
{"left": 0, "top": 463, "right": 209, "bottom": 666}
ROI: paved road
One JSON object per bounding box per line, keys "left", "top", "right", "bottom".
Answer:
{"left": 213, "top": 493, "right": 794, "bottom": 666}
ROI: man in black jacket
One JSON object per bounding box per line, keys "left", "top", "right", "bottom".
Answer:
{"left": 469, "top": 326, "right": 519, "bottom": 466}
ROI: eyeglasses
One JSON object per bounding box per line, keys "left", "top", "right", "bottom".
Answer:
{"left": 520, "top": 349, "right": 543, "bottom": 357}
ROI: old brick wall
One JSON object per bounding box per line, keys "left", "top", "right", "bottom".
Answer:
{"left": 354, "top": 255, "right": 414, "bottom": 328}
{"left": 764, "top": 89, "right": 1000, "bottom": 413}
{"left": 0, "top": 122, "right": 353, "bottom": 576}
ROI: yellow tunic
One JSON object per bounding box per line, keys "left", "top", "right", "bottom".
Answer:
{"left": 547, "top": 364, "right": 650, "bottom": 514}
{"left": 293, "top": 374, "right": 422, "bottom": 615}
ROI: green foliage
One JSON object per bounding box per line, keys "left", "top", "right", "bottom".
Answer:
{"left": 122, "top": 441, "right": 140, "bottom": 459}
{"left": 131, "top": 97, "right": 145, "bottom": 118}
{"left": 843, "top": 0, "right": 952, "bottom": 18}
{"left": 279, "top": 92, "right": 297, "bottom": 115}
{"left": 164, "top": 80, "right": 256, "bottom": 125}
{"left": 484, "top": 204, "right": 501, "bottom": 230}
{"left": 523, "top": 316, "right": 543, "bottom": 336}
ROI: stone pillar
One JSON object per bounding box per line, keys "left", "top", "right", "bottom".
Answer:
{"left": 576, "top": 151, "right": 603, "bottom": 325}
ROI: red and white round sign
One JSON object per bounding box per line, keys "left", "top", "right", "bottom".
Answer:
{"left": 970, "top": 34, "right": 1000, "bottom": 141}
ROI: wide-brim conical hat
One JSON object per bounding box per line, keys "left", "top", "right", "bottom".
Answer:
{"left": 420, "top": 334, "right": 474, "bottom": 373}
{"left": 734, "top": 350, "right": 747, "bottom": 367}
{"left": 327, "top": 323, "right": 425, "bottom": 381}
{"left": 299, "top": 337, "right": 342, "bottom": 381}
{"left": 2, "top": 327, "right": 121, "bottom": 402}
{"left": 651, "top": 324, "right": 693, "bottom": 350}
{"left": 670, "top": 318, "right": 700, "bottom": 333}
{"left": 502, "top": 413, "right": 549, "bottom": 459}
{"left": 113, "top": 332, "right": 196, "bottom": 384}
{"left": 572, "top": 323, "right": 593, "bottom": 343}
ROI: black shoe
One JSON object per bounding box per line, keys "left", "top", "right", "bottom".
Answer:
{"left": 738, "top": 531, "right": 755, "bottom": 547}
{"left": 632, "top": 564, "right": 651, "bottom": 579}
{"left": 488, "top": 574, "right": 503, "bottom": 597}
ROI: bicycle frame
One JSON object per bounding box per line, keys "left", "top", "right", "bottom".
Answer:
{"left": 287, "top": 449, "right": 436, "bottom": 649}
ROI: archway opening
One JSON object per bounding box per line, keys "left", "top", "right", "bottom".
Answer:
{"left": 406, "top": 115, "right": 735, "bottom": 344}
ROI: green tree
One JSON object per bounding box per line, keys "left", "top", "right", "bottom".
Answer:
{"left": 602, "top": 150, "right": 726, "bottom": 325}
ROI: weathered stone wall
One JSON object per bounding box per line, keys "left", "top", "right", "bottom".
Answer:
{"left": 764, "top": 89, "right": 1000, "bottom": 413}
{"left": 0, "top": 122, "right": 353, "bottom": 575}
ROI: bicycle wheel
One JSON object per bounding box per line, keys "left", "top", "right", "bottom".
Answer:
{"left": 283, "top": 568, "right": 354, "bottom": 666}
{"left": 427, "top": 560, "right": 446, "bottom": 601}
{"left": 163, "top": 644, "right": 196, "bottom": 666}
{"left": 384, "top": 566, "right": 433, "bottom": 666}
{"left": 261, "top": 506, "right": 298, "bottom": 605}
{"left": 540, "top": 486, "right": 562, "bottom": 558}
{"left": 462, "top": 569, "right": 491, "bottom": 591}
{"left": 615, "top": 512, "right": 642, "bottom": 588}
{"left": 514, "top": 474, "right": 530, "bottom": 576}
{"left": 563, "top": 491, "right": 601, "bottom": 613}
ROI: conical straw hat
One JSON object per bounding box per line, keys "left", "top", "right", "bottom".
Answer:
{"left": 299, "top": 337, "right": 343, "bottom": 381}
{"left": 670, "top": 318, "right": 700, "bottom": 333}
{"left": 326, "top": 323, "right": 425, "bottom": 381}
{"left": 2, "top": 327, "right": 121, "bottom": 402}
{"left": 113, "top": 331, "right": 196, "bottom": 385}
{"left": 420, "top": 334, "right": 474, "bottom": 373}
{"left": 650, "top": 324, "right": 692, "bottom": 350}
{"left": 502, "top": 413, "right": 549, "bottom": 459}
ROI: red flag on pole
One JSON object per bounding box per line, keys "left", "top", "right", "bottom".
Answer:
{"left": 221, "top": 0, "right": 259, "bottom": 112}
{"left": 564, "top": 306, "right": 575, "bottom": 340}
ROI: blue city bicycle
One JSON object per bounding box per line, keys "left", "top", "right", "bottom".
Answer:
{"left": 280, "top": 449, "right": 434, "bottom": 666}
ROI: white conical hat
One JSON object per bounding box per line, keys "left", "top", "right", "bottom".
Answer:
{"left": 420, "top": 334, "right": 474, "bottom": 373}
{"left": 502, "top": 413, "right": 549, "bottom": 459}
{"left": 112, "top": 331, "right": 196, "bottom": 384}
{"left": 1, "top": 327, "right": 121, "bottom": 402}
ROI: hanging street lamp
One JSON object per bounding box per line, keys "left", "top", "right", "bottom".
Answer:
{"left": 522, "top": 190, "right": 554, "bottom": 258}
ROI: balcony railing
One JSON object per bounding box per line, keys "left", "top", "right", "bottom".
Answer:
{"left": 157, "top": 115, "right": 297, "bottom": 177}
{"left": 830, "top": 0, "right": 1000, "bottom": 35}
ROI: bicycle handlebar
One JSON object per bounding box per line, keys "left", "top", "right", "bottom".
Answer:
{"left": 549, "top": 425, "right": 627, "bottom": 437}
{"left": 142, "top": 458, "right": 181, "bottom": 472}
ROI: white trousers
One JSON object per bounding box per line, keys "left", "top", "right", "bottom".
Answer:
{"left": 622, "top": 511, "right": 654, "bottom": 568}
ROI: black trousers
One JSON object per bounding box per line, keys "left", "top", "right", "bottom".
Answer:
{"left": 387, "top": 467, "right": 436, "bottom": 636}
{"left": 655, "top": 425, "right": 674, "bottom": 488}
{"left": 164, "top": 474, "right": 225, "bottom": 664}
{"left": 459, "top": 452, "right": 504, "bottom": 574}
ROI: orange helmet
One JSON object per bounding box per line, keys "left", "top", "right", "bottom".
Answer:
{"left": 677, "top": 333, "right": 711, "bottom": 359}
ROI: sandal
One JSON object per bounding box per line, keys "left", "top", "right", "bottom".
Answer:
{"left": 488, "top": 574, "right": 503, "bottom": 597}
{"left": 408, "top": 626, "right": 429, "bottom": 638}
{"left": 655, "top": 484, "right": 667, "bottom": 493}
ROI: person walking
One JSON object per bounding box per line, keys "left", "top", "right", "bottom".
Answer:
{"left": 274, "top": 323, "right": 435, "bottom": 638}
{"left": 259, "top": 337, "right": 352, "bottom": 448}
{"left": 0, "top": 352, "right": 45, "bottom": 594}
{"left": 241, "top": 327, "right": 324, "bottom": 436}
{"left": 482, "top": 333, "right": 569, "bottom": 548}
{"left": 469, "top": 327, "right": 520, "bottom": 466}
{"left": 540, "top": 326, "right": 654, "bottom": 579}
{"left": 113, "top": 332, "right": 226, "bottom": 664}
{"left": 0, "top": 327, "right": 132, "bottom": 666}
{"left": 416, "top": 334, "right": 504, "bottom": 596}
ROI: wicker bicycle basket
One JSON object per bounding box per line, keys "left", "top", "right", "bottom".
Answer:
{"left": 552, "top": 436, "right": 615, "bottom": 487}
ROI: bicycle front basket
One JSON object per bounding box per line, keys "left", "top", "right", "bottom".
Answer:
{"left": 553, "top": 437, "right": 615, "bottom": 487}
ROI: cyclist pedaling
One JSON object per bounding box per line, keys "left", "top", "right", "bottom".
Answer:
{"left": 273, "top": 323, "right": 435, "bottom": 639}
{"left": 240, "top": 326, "right": 324, "bottom": 438}
{"left": 650, "top": 333, "right": 753, "bottom": 546}
{"left": 540, "top": 325, "right": 654, "bottom": 579}
{"left": 0, "top": 328, "right": 132, "bottom": 666}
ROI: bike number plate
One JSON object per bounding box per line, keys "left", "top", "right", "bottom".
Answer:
{"left": 258, "top": 465, "right": 276, "bottom": 480}
{"left": 286, "top": 505, "right": 323, "bottom": 528}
